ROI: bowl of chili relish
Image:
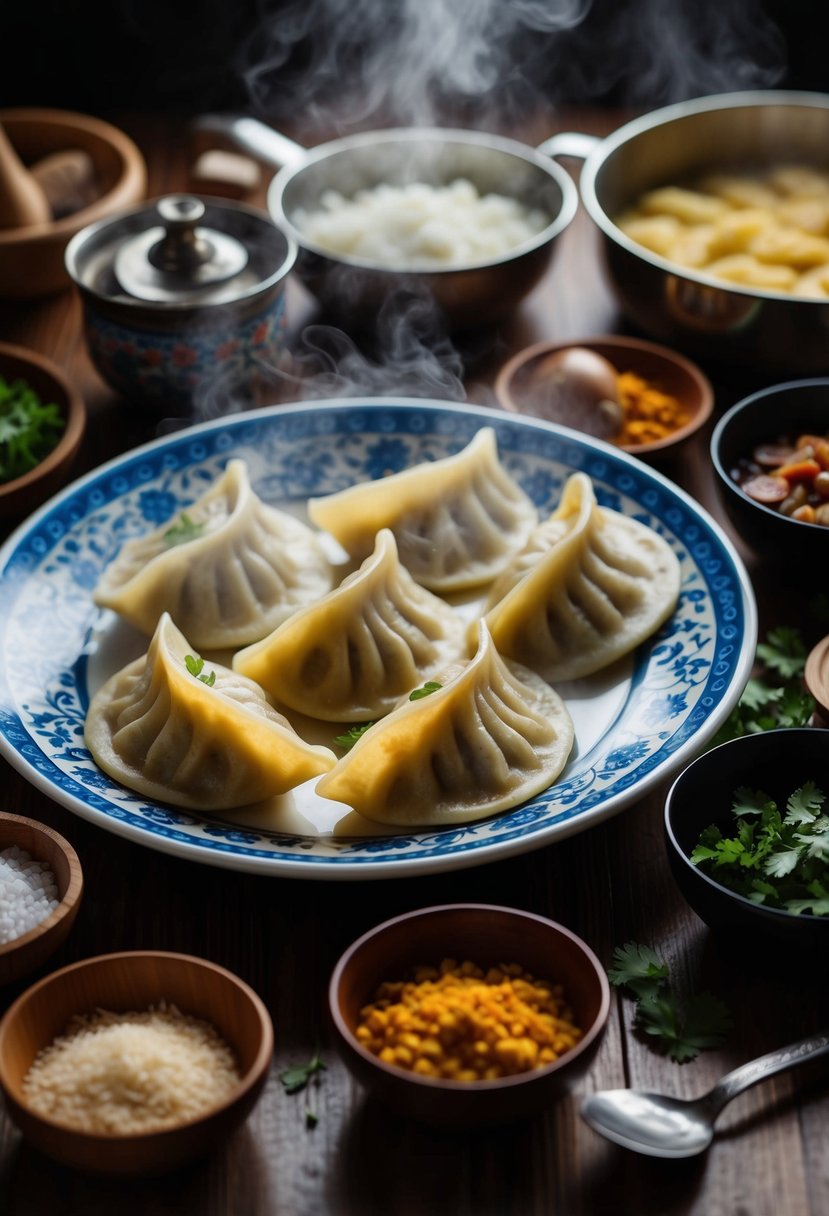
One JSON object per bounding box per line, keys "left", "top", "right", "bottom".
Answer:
{"left": 711, "top": 379, "right": 829, "bottom": 565}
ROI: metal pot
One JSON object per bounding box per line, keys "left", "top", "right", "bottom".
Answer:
{"left": 541, "top": 91, "right": 829, "bottom": 375}
{"left": 195, "top": 117, "right": 579, "bottom": 330}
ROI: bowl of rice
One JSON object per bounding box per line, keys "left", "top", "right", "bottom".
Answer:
{"left": 0, "top": 950, "right": 273, "bottom": 1174}
{"left": 0, "top": 812, "right": 83, "bottom": 987}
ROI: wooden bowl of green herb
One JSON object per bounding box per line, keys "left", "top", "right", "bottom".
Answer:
{"left": 0, "top": 343, "right": 85, "bottom": 520}
{"left": 664, "top": 727, "right": 829, "bottom": 952}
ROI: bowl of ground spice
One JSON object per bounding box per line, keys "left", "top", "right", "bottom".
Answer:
{"left": 329, "top": 903, "right": 610, "bottom": 1127}
{"left": 495, "top": 335, "right": 714, "bottom": 459}
{"left": 0, "top": 950, "right": 273, "bottom": 1174}
{"left": 0, "top": 812, "right": 83, "bottom": 986}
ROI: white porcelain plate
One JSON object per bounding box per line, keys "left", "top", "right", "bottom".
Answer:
{"left": 0, "top": 399, "right": 756, "bottom": 879}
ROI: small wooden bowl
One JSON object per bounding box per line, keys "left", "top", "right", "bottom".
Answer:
{"left": 805, "top": 634, "right": 829, "bottom": 727}
{"left": 0, "top": 951, "right": 274, "bottom": 1175}
{"left": 0, "top": 343, "right": 86, "bottom": 520}
{"left": 495, "top": 335, "right": 714, "bottom": 458}
{"left": 0, "top": 108, "right": 146, "bottom": 299}
{"left": 329, "top": 903, "right": 610, "bottom": 1127}
{"left": 0, "top": 812, "right": 83, "bottom": 987}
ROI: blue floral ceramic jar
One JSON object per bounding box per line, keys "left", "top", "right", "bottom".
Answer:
{"left": 65, "top": 195, "right": 296, "bottom": 413}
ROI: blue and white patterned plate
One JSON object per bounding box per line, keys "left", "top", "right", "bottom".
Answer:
{"left": 0, "top": 399, "right": 756, "bottom": 880}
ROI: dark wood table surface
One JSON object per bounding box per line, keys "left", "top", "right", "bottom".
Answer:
{"left": 1, "top": 108, "right": 827, "bottom": 1216}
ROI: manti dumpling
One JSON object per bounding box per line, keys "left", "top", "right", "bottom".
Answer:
{"left": 307, "top": 427, "right": 537, "bottom": 592}
{"left": 233, "top": 529, "right": 467, "bottom": 721}
{"left": 93, "top": 459, "right": 333, "bottom": 649}
{"left": 480, "top": 472, "right": 681, "bottom": 682}
{"left": 85, "top": 613, "right": 335, "bottom": 810}
{"left": 315, "top": 621, "right": 574, "bottom": 826}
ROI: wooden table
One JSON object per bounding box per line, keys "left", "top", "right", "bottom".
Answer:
{"left": 1, "top": 109, "right": 827, "bottom": 1216}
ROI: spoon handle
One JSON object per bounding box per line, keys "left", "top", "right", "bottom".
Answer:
{"left": 703, "top": 1029, "right": 829, "bottom": 1119}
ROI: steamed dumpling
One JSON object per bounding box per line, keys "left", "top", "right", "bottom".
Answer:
{"left": 307, "top": 428, "right": 537, "bottom": 592}
{"left": 93, "top": 459, "right": 333, "bottom": 648}
{"left": 481, "top": 472, "right": 681, "bottom": 681}
{"left": 233, "top": 529, "right": 467, "bottom": 721}
{"left": 315, "top": 621, "right": 574, "bottom": 825}
{"left": 85, "top": 613, "right": 335, "bottom": 810}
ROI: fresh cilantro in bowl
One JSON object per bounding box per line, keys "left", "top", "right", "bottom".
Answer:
{"left": 691, "top": 782, "right": 829, "bottom": 916}
{"left": 0, "top": 374, "right": 65, "bottom": 484}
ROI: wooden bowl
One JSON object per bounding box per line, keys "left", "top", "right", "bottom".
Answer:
{"left": 329, "top": 903, "right": 610, "bottom": 1127}
{"left": 0, "top": 108, "right": 146, "bottom": 299}
{"left": 495, "top": 335, "right": 714, "bottom": 459}
{"left": 0, "top": 812, "right": 83, "bottom": 987}
{"left": 0, "top": 342, "right": 86, "bottom": 520}
{"left": 0, "top": 951, "right": 274, "bottom": 1174}
{"left": 805, "top": 634, "right": 829, "bottom": 728}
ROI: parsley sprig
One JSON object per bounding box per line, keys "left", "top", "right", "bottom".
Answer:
{"left": 163, "top": 512, "right": 205, "bottom": 547}
{"left": 185, "top": 654, "right": 216, "bottom": 686}
{"left": 608, "top": 942, "right": 731, "bottom": 1063}
{"left": 709, "top": 626, "right": 814, "bottom": 748}
{"left": 334, "top": 721, "right": 375, "bottom": 751}
{"left": 0, "top": 375, "right": 64, "bottom": 483}
{"left": 409, "top": 680, "right": 442, "bottom": 701}
{"left": 691, "top": 782, "right": 829, "bottom": 916}
{"left": 280, "top": 1051, "right": 327, "bottom": 1128}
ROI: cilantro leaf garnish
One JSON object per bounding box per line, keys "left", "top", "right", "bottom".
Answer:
{"left": 279, "top": 1051, "right": 326, "bottom": 1095}
{"left": 184, "top": 654, "right": 216, "bottom": 686}
{"left": 691, "top": 783, "right": 829, "bottom": 915}
{"left": 334, "top": 721, "right": 375, "bottom": 750}
{"left": 409, "top": 680, "right": 442, "bottom": 701}
{"left": 608, "top": 942, "right": 731, "bottom": 1063}
{"left": 163, "top": 512, "right": 205, "bottom": 547}
{"left": 0, "top": 375, "right": 65, "bottom": 483}
{"left": 709, "top": 626, "right": 815, "bottom": 748}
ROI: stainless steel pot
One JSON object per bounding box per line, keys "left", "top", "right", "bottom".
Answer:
{"left": 541, "top": 91, "right": 829, "bottom": 375}
{"left": 195, "top": 117, "right": 579, "bottom": 330}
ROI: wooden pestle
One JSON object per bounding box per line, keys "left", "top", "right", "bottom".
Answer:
{"left": 0, "top": 121, "right": 53, "bottom": 229}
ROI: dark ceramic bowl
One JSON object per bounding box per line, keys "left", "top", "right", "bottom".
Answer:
{"left": 329, "top": 903, "right": 610, "bottom": 1127}
{"left": 665, "top": 728, "right": 829, "bottom": 951}
{"left": 711, "top": 379, "right": 829, "bottom": 564}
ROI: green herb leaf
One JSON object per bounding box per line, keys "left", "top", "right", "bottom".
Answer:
{"left": 409, "top": 680, "right": 442, "bottom": 701}
{"left": 0, "top": 375, "right": 65, "bottom": 483}
{"left": 163, "top": 512, "right": 205, "bottom": 547}
{"left": 756, "top": 626, "right": 809, "bottom": 679}
{"left": 334, "top": 721, "right": 375, "bottom": 750}
{"left": 184, "top": 654, "right": 216, "bottom": 686}
{"left": 609, "top": 942, "right": 730, "bottom": 1063}
{"left": 692, "top": 783, "right": 829, "bottom": 915}
{"left": 279, "top": 1052, "right": 327, "bottom": 1095}
{"left": 708, "top": 626, "right": 815, "bottom": 748}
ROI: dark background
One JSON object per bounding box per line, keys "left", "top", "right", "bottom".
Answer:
{"left": 1, "top": 0, "right": 825, "bottom": 125}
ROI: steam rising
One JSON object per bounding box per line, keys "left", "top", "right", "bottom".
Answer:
{"left": 241, "top": 0, "right": 786, "bottom": 132}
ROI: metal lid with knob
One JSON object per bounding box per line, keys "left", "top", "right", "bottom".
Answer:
{"left": 65, "top": 193, "right": 296, "bottom": 314}
{"left": 113, "top": 195, "right": 251, "bottom": 304}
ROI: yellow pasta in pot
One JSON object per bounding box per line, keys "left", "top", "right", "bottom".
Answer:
{"left": 696, "top": 173, "right": 779, "bottom": 210}
{"left": 616, "top": 214, "right": 683, "bottom": 257}
{"left": 766, "top": 165, "right": 829, "bottom": 198}
{"left": 748, "top": 226, "right": 829, "bottom": 268}
{"left": 701, "top": 254, "right": 798, "bottom": 289}
{"left": 637, "top": 186, "right": 727, "bottom": 225}
{"left": 793, "top": 263, "right": 829, "bottom": 298}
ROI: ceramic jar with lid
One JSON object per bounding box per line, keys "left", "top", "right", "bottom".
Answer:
{"left": 65, "top": 195, "right": 296, "bottom": 412}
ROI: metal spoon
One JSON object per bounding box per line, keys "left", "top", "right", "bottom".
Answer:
{"left": 581, "top": 1029, "right": 829, "bottom": 1158}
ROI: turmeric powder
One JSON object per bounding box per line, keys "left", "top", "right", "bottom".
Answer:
{"left": 355, "top": 958, "right": 582, "bottom": 1081}
{"left": 615, "top": 370, "right": 690, "bottom": 447}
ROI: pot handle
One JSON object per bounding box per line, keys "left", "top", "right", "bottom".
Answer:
{"left": 193, "top": 115, "right": 309, "bottom": 170}
{"left": 536, "top": 131, "right": 600, "bottom": 163}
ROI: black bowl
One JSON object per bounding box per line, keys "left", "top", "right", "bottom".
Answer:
{"left": 710, "top": 379, "right": 829, "bottom": 565}
{"left": 664, "top": 728, "right": 829, "bottom": 952}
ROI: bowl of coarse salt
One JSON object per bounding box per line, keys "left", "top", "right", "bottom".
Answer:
{"left": 0, "top": 812, "right": 83, "bottom": 987}
{"left": 0, "top": 950, "right": 274, "bottom": 1175}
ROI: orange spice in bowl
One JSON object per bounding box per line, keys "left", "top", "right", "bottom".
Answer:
{"left": 496, "top": 335, "right": 714, "bottom": 458}
{"left": 355, "top": 958, "right": 583, "bottom": 1081}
